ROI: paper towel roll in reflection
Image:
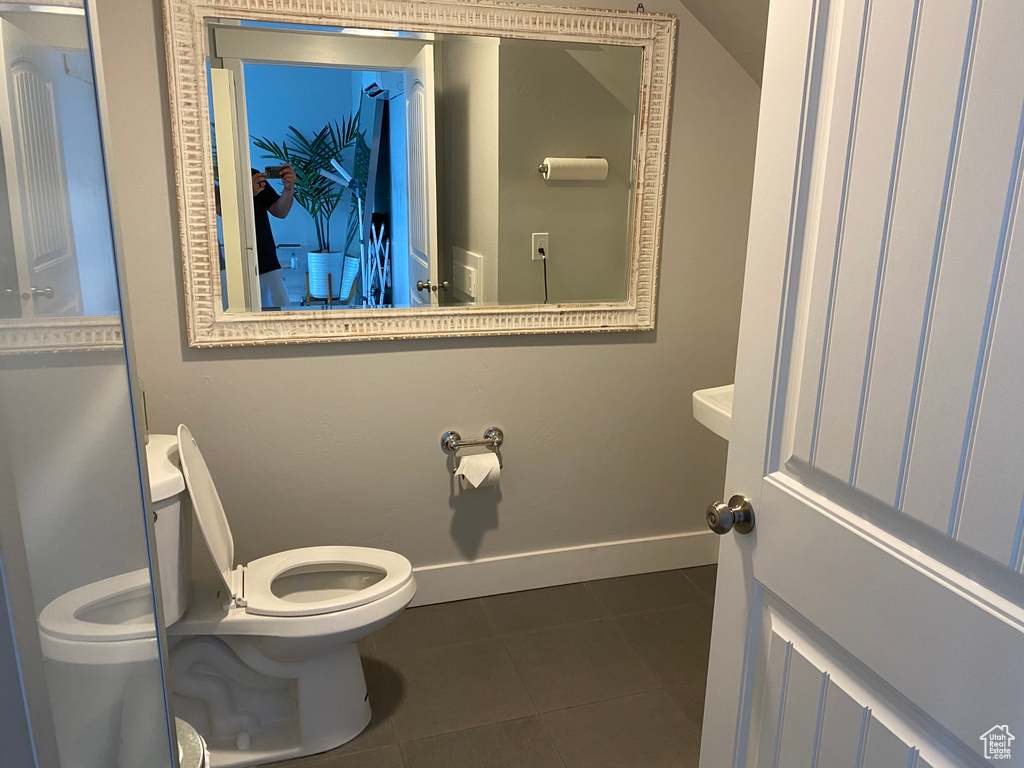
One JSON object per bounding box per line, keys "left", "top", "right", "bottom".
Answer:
{"left": 454, "top": 452, "right": 500, "bottom": 489}
{"left": 540, "top": 157, "right": 608, "bottom": 181}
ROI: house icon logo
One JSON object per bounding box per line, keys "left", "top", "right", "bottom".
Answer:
{"left": 981, "top": 725, "right": 1015, "bottom": 760}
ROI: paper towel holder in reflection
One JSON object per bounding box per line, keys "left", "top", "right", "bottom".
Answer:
{"left": 441, "top": 427, "right": 503, "bottom": 474}
{"left": 537, "top": 156, "right": 608, "bottom": 181}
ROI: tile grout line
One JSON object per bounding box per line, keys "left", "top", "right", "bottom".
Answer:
{"left": 386, "top": 602, "right": 540, "bottom": 746}
{"left": 692, "top": 571, "right": 719, "bottom": 601}
{"left": 364, "top": 633, "right": 405, "bottom": 757}
{"left": 581, "top": 578, "right": 604, "bottom": 616}
{"left": 497, "top": 608, "right": 668, "bottom": 712}
{"left": 598, "top": 599, "right": 714, "bottom": 621}
{"left": 537, "top": 690, "right": 702, "bottom": 768}
{"left": 601, "top": 599, "right": 713, "bottom": 731}
{"left": 495, "top": 614, "right": 615, "bottom": 642}
{"left": 493, "top": 614, "right": 546, "bottom": 720}
{"left": 398, "top": 715, "right": 570, "bottom": 768}
{"left": 607, "top": 606, "right": 667, "bottom": 698}
{"left": 536, "top": 709, "right": 572, "bottom": 768}
{"left": 679, "top": 566, "right": 718, "bottom": 602}
{"left": 585, "top": 569, "right": 716, "bottom": 616}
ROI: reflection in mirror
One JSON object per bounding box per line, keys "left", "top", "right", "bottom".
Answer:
{"left": 0, "top": 3, "right": 121, "bottom": 340}
{"left": 206, "top": 20, "right": 643, "bottom": 313}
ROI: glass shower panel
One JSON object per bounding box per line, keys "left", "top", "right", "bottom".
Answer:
{"left": 0, "top": 3, "right": 176, "bottom": 767}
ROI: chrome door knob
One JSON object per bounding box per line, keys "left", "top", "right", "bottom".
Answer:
{"left": 23, "top": 286, "right": 54, "bottom": 299}
{"left": 417, "top": 281, "right": 450, "bottom": 293}
{"left": 706, "top": 495, "right": 755, "bottom": 535}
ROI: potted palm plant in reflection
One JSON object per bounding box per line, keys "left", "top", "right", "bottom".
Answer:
{"left": 253, "top": 114, "right": 367, "bottom": 305}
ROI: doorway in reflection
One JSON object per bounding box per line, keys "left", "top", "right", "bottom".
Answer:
{"left": 209, "top": 23, "right": 437, "bottom": 313}
{"left": 0, "top": 9, "right": 118, "bottom": 319}
{"left": 247, "top": 63, "right": 414, "bottom": 311}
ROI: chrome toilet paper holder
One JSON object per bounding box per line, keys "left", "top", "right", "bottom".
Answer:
{"left": 441, "top": 427, "right": 503, "bottom": 474}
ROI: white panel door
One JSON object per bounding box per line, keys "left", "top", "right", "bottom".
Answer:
{"left": 0, "top": 15, "right": 82, "bottom": 318}
{"left": 404, "top": 44, "right": 438, "bottom": 307}
{"left": 702, "top": 0, "right": 1024, "bottom": 765}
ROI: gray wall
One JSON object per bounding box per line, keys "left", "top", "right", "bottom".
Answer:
{"left": 436, "top": 34, "right": 499, "bottom": 303}
{"left": 0, "top": 353, "right": 151, "bottom": 613}
{"left": 0, "top": 353, "right": 174, "bottom": 767}
{"left": 0, "top": 550, "right": 40, "bottom": 768}
{"left": 676, "top": 0, "right": 770, "bottom": 85}
{"left": 497, "top": 40, "right": 639, "bottom": 305}
{"left": 93, "top": 0, "right": 760, "bottom": 576}
{"left": 438, "top": 35, "right": 500, "bottom": 304}
{"left": 0, "top": 421, "right": 54, "bottom": 768}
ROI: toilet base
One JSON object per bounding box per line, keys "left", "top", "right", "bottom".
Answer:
{"left": 170, "top": 636, "right": 372, "bottom": 768}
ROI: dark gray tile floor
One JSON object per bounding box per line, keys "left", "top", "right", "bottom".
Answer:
{"left": 268, "top": 565, "right": 716, "bottom": 768}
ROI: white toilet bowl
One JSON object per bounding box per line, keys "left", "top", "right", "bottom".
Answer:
{"left": 36, "top": 428, "right": 416, "bottom": 768}
{"left": 38, "top": 569, "right": 172, "bottom": 768}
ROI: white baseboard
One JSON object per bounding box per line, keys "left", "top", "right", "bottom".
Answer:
{"left": 410, "top": 530, "right": 719, "bottom": 606}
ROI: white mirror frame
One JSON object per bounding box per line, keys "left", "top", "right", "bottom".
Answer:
{"left": 162, "top": 0, "right": 677, "bottom": 347}
{"left": 0, "top": 316, "right": 122, "bottom": 354}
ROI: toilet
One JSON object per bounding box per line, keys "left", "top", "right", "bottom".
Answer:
{"left": 37, "top": 427, "right": 416, "bottom": 768}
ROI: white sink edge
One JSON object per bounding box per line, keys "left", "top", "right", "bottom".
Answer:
{"left": 692, "top": 384, "right": 734, "bottom": 441}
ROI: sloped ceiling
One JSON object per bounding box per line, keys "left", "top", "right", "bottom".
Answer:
{"left": 676, "top": 0, "right": 770, "bottom": 85}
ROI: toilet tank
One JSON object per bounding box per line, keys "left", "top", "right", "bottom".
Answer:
{"left": 145, "top": 434, "right": 191, "bottom": 625}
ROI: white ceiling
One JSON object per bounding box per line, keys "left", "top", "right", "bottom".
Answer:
{"left": 675, "top": 0, "right": 770, "bottom": 85}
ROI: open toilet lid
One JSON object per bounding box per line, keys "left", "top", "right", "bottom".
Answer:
{"left": 177, "top": 425, "right": 236, "bottom": 600}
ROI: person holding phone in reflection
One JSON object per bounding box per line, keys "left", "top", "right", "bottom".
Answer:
{"left": 251, "top": 162, "right": 296, "bottom": 309}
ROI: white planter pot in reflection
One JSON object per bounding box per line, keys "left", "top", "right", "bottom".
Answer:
{"left": 306, "top": 251, "right": 341, "bottom": 299}
{"left": 308, "top": 252, "right": 361, "bottom": 302}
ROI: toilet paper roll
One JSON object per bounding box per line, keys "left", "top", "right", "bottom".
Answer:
{"left": 454, "top": 452, "right": 501, "bottom": 489}
{"left": 541, "top": 157, "right": 608, "bottom": 182}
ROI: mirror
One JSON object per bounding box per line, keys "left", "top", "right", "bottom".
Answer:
{"left": 0, "top": 1, "right": 122, "bottom": 353}
{"left": 208, "top": 21, "right": 643, "bottom": 311}
{"left": 164, "top": 0, "right": 676, "bottom": 346}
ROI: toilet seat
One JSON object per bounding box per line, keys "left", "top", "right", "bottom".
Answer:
{"left": 39, "top": 569, "right": 155, "bottom": 643}
{"left": 37, "top": 568, "right": 159, "bottom": 664}
{"left": 242, "top": 546, "right": 412, "bottom": 617}
{"left": 177, "top": 425, "right": 412, "bottom": 620}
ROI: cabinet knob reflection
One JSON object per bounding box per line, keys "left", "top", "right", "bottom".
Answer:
{"left": 417, "top": 281, "right": 450, "bottom": 293}
{"left": 23, "top": 286, "right": 55, "bottom": 300}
